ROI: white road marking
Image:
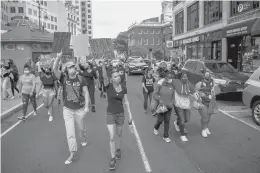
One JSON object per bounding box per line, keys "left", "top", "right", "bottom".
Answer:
{"left": 219, "top": 109, "right": 260, "bottom": 132}
{"left": 126, "top": 103, "right": 152, "bottom": 172}
{"left": 1, "top": 103, "right": 44, "bottom": 138}
{"left": 223, "top": 110, "right": 250, "bottom": 113}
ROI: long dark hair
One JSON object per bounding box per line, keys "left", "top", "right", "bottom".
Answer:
{"left": 157, "top": 66, "right": 168, "bottom": 78}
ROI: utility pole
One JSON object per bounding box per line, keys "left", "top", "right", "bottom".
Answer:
{"left": 38, "top": 2, "right": 41, "bottom": 31}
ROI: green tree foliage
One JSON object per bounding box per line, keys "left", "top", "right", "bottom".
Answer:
{"left": 114, "top": 32, "right": 128, "bottom": 61}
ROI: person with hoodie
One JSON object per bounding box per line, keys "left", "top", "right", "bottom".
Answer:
{"left": 79, "top": 61, "right": 97, "bottom": 112}
{"left": 153, "top": 63, "right": 175, "bottom": 143}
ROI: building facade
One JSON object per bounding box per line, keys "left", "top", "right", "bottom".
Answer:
{"left": 172, "top": 0, "right": 260, "bottom": 73}
{"left": 1, "top": 1, "right": 9, "bottom": 25}
{"left": 65, "top": 1, "right": 78, "bottom": 35}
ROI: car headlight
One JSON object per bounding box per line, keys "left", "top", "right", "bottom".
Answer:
{"left": 213, "top": 78, "right": 228, "bottom": 85}
{"left": 129, "top": 65, "right": 135, "bottom": 68}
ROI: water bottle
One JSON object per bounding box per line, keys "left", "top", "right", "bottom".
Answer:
{"left": 128, "top": 119, "right": 134, "bottom": 134}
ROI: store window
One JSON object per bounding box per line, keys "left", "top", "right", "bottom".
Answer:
{"left": 231, "top": 1, "right": 260, "bottom": 17}
{"left": 211, "top": 41, "right": 221, "bottom": 60}
{"left": 175, "top": 11, "right": 184, "bottom": 35}
{"left": 187, "top": 2, "right": 199, "bottom": 31}
{"left": 204, "top": 1, "right": 222, "bottom": 25}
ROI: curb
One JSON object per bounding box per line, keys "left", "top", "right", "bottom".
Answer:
{"left": 1, "top": 93, "right": 43, "bottom": 121}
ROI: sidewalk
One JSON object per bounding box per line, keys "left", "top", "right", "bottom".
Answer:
{"left": 1, "top": 77, "right": 42, "bottom": 120}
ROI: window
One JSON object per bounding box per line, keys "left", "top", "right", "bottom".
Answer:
{"left": 47, "top": 23, "right": 50, "bottom": 29}
{"left": 51, "top": 16, "right": 53, "bottom": 21}
{"left": 51, "top": 24, "right": 54, "bottom": 29}
{"left": 18, "top": 7, "right": 24, "bottom": 13}
{"left": 150, "top": 38, "right": 154, "bottom": 45}
{"left": 156, "top": 30, "right": 160, "bottom": 34}
{"left": 195, "top": 62, "right": 205, "bottom": 74}
{"left": 204, "top": 1, "right": 222, "bottom": 25}
{"left": 88, "top": 10, "right": 91, "bottom": 13}
{"left": 88, "top": 31, "right": 91, "bottom": 34}
{"left": 88, "top": 4, "right": 91, "bottom": 8}
{"left": 88, "top": 26, "right": 91, "bottom": 29}
{"left": 231, "top": 1, "right": 259, "bottom": 16}
{"left": 77, "top": 17, "right": 79, "bottom": 21}
{"left": 10, "top": 7, "right": 16, "bottom": 13}
{"left": 144, "top": 30, "right": 148, "bottom": 34}
{"left": 41, "top": 0, "right": 43, "bottom": 5}
{"left": 16, "top": 44, "right": 25, "bottom": 50}
{"left": 55, "top": 25, "right": 57, "bottom": 30}
{"left": 143, "top": 38, "right": 148, "bottom": 45}
{"left": 82, "top": 19, "right": 85, "bottom": 22}
{"left": 175, "top": 11, "right": 184, "bottom": 35}
{"left": 187, "top": 2, "right": 199, "bottom": 31}
{"left": 83, "top": 24, "right": 86, "bottom": 28}
{"left": 33, "top": 10, "right": 37, "bottom": 16}
{"left": 82, "top": 13, "right": 85, "bottom": 17}
{"left": 89, "top": 36, "right": 92, "bottom": 40}
{"left": 82, "top": 2, "right": 85, "bottom": 5}
{"left": 88, "top": 20, "right": 91, "bottom": 24}
{"left": 28, "top": 8, "right": 32, "bottom": 15}
{"left": 82, "top": 8, "right": 85, "bottom": 11}
{"left": 44, "top": 1, "right": 47, "bottom": 6}
{"left": 156, "top": 38, "right": 160, "bottom": 45}
{"left": 138, "top": 29, "right": 142, "bottom": 34}
{"left": 54, "top": 17, "right": 57, "bottom": 22}
{"left": 184, "top": 60, "right": 197, "bottom": 71}
{"left": 88, "top": 15, "right": 91, "bottom": 18}
{"left": 150, "top": 30, "right": 154, "bottom": 34}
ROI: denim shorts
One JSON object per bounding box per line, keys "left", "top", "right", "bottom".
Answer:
{"left": 42, "top": 88, "right": 56, "bottom": 97}
{"left": 107, "top": 112, "right": 125, "bottom": 125}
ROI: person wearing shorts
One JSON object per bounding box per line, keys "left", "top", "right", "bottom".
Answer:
{"left": 101, "top": 60, "right": 131, "bottom": 171}
{"left": 38, "top": 67, "right": 58, "bottom": 122}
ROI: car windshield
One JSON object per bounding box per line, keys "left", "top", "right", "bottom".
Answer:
{"left": 205, "top": 62, "right": 236, "bottom": 73}
{"left": 132, "top": 60, "right": 142, "bottom": 63}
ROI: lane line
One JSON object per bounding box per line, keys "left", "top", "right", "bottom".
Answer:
{"left": 222, "top": 110, "right": 250, "bottom": 113}
{"left": 1, "top": 103, "right": 44, "bottom": 138}
{"left": 126, "top": 102, "right": 152, "bottom": 172}
{"left": 219, "top": 109, "right": 260, "bottom": 132}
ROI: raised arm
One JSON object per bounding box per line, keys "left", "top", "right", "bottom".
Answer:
{"left": 53, "top": 51, "right": 63, "bottom": 79}
{"left": 102, "top": 62, "right": 109, "bottom": 87}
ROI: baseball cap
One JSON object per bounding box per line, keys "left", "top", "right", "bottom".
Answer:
{"left": 65, "top": 61, "right": 76, "bottom": 68}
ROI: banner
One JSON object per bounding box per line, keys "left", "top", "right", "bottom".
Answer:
{"left": 72, "top": 35, "right": 90, "bottom": 57}
{"left": 52, "top": 32, "right": 71, "bottom": 53}
{"left": 89, "top": 38, "right": 115, "bottom": 59}
{"left": 38, "top": 54, "right": 55, "bottom": 68}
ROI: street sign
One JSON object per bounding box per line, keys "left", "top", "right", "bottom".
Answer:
{"left": 166, "top": 41, "right": 173, "bottom": 48}
{"left": 52, "top": 32, "right": 71, "bottom": 53}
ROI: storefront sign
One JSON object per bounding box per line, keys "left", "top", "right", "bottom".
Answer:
{"left": 237, "top": 3, "right": 251, "bottom": 13}
{"left": 182, "top": 36, "right": 200, "bottom": 44}
{"left": 226, "top": 26, "right": 248, "bottom": 37}
{"left": 228, "top": 8, "right": 260, "bottom": 24}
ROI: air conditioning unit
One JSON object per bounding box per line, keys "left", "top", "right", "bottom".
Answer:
{"left": 166, "top": 41, "right": 173, "bottom": 48}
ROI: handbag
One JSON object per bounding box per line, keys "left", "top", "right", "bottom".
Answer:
{"left": 155, "top": 103, "right": 168, "bottom": 114}
{"left": 175, "top": 90, "right": 191, "bottom": 110}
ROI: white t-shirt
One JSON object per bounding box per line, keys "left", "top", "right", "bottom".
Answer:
{"left": 36, "top": 62, "right": 42, "bottom": 72}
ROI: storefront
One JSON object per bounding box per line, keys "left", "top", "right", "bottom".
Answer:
{"left": 223, "top": 18, "right": 260, "bottom": 72}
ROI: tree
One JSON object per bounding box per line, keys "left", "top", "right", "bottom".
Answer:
{"left": 114, "top": 32, "right": 128, "bottom": 62}
{"left": 153, "top": 50, "right": 163, "bottom": 60}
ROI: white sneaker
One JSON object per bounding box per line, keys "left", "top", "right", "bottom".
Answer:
{"left": 10, "top": 96, "right": 15, "bottom": 99}
{"left": 180, "top": 136, "right": 188, "bottom": 142}
{"left": 153, "top": 129, "right": 158, "bottom": 135}
{"left": 205, "top": 128, "right": 211, "bottom": 135}
{"left": 163, "top": 137, "right": 171, "bottom": 143}
{"left": 65, "top": 152, "right": 76, "bottom": 164}
{"left": 202, "top": 130, "right": 208, "bottom": 138}
{"left": 81, "top": 138, "right": 87, "bottom": 146}
{"left": 48, "top": 110, "right": 50, "bottom": 115}
{"left": 174, "top": 121, "right": 180, "bottom": 132}
{"left": 33, "top": 111, "right": 37, "bottom": 116}
{"left": 49, "top": 116, "right": 53, "bottom": 122}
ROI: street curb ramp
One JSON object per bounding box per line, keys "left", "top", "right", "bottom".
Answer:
{"left": 1, "top": 93, "right": 43, "bottom": 121}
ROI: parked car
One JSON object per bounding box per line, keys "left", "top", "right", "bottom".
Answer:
{"left": 125, "top": 59, "right": 148, "bottom": 75}
{"left": 182, "top": 59, "right": 249, "bottom": 94}
{"left": 242, "top": 67, "right": 260, "bottom": 126}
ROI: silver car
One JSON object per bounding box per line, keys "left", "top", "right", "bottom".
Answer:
{"left": 242, "top": 67, "right": 260, "bottom": 126}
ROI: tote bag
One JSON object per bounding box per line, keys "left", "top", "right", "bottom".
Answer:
{"left": 175, "top": 91, "right": 191, "bottom": 110}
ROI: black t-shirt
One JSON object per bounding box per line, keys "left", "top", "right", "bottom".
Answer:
{"left": 80, "top": 68, "right": 97, "bottom": 86}
{"left": 60, "top": 73, "right": 88, "bottom": 110}
{"left": 40, "top": 75, "right": 57, "bottom": 89}
{"left": 106, "top": 83, "right": 127, "bottom": 114}
{"left": 142, "top": 75, "right": 155, "bottom": 92}
{"left": 97, "top": 66, "right": 103, "bottom": 81}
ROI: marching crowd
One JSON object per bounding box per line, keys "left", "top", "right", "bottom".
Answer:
{"left": 1, "top": 53, "right": 218, "bottom": 171}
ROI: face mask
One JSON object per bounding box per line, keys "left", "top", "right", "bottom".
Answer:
{"left": 45, "top": 72, "right": 51, "bottom": 75}
{"left": 24, "top": 70, "right": 30, "bottom": 75}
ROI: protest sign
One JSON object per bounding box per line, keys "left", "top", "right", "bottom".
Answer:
{"left": 89, "top": 38, "right": 115, "bottom": 59}
{"left": 52, "top": 32, "right": 71, "bottom": 53}
{"left": 72, "top": 35, "right": 90, "bottom": 57}
{"left": 38, "top": 54, "right": 55, "bottom": 68}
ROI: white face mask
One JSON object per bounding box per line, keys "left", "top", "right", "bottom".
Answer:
{"left": 167, "top": 79, "right": 173, "bottom": 83}
{"left": 24, "top": 70, "right": 30, "bottom": 75}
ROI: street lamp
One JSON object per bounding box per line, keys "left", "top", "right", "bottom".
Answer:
{"left": 38, "top": 2, "right": 41, "bottom": 31}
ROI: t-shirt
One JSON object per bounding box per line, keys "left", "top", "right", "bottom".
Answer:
{"left": 40, "top": 75, "right": 57, "bottom": 89}
{"left": 142, "top": 75, "right": 155, "bottom": 92}
{"left": 106, "top": 83, "right": 127, "bottom": 114}
{"left": 97, "top": 66, "right": 103, "bottom": 81}
{"left": 80, "top": 68, "right": 97, "bottom": 86}
{"left": 60, "top": 73, "right": 88, "bottom": 110}
{"left": 20, "top": 74, "right": 36, "bottom": 94}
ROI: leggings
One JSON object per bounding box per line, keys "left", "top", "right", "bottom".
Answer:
{"left": 174, "top": 106, "right": 190, "bottom": 136}
{"left": 10, "top": 78, "right": 19, "bottom": 96}
{"left": 87, "top": 84, "right": 95, "bottom": 106}
{"left": 22, "top": 92, "right": 37, "bottom": 117}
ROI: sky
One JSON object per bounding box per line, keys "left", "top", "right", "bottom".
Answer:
{"left": 92, "top": 0, "right": 162, "bottom": 38}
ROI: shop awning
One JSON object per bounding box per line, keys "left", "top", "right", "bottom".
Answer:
{"left": 251, "top": 18, "right": 260, "bottom": 36}
{"left": 222, "top": 19, "right": 257, "bottom": 38}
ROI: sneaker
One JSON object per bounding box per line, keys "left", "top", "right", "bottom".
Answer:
{"left": 202, "top": 130, "right": 208, "bottom": 138}
{"left": 205, "top": 128, "right": 211, "bottom": 135}
{"left": 81, "top": 137, "right": 87, "bottom": 147}
{"left": 65, "top": 152, "right": 76, "bottom": 165}
{"left": 116, "top": 149, "right": 121, "bottom": 160}
{"left": 153, "top": 129, "right": 158, "bottom": 135}
{"left": 33, "top": 111, "right": 37, "bottom": 116}
{"left": 163, "top": 137, "right": 171, "bottom": 143}
{"left": 109, "top": 158, "right": 116, "bottom": 170}
{"left": 91, "top": 106, "right": 96, "bottom": 113}
{"left": 49, "top": 116, "right": 53, "bottom": 122}
{"left": 48, "top": 110, "right": 51, "bottom": 115}
{"left": 18, "top": 116, "right": 26, "bottom": 121}
{"left": 174, "top": 121, "right": 180, "bottom": 132}
{"left": 10, "top": 96, "right": 15, "bottom": 100}
{"left": 180, "top": 136, "right": 188, "bottom": 142}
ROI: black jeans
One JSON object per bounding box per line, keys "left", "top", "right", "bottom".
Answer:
{"left": 10, "top": 78, "right": 19, "bottom": 96}
{"left": 22, "top": 92, "right": 37, "bottom": 117}
{"left": 143, "top": 91, "right": 152, "bottom": 110}
{"left": 154, "top": 108, "right": 172, "bottom": 138}
{"left": 87, "top": 84, "right": 95, "bottom": 106}
{"left": 174, "top": 106, "right": 190, "bottom": 136}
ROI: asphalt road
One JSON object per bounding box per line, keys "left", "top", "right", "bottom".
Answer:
{"left": 1, "top": 75, "right": 260, "bottom": 173}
